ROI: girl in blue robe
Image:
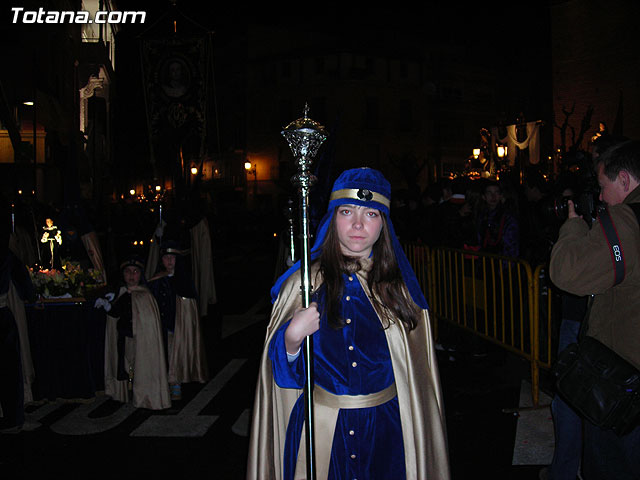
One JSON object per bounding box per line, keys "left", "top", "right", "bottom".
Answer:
{"left": 248, "top": 168, "right": 450, "bottom": 480}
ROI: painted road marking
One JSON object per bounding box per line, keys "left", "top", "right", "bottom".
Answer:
{"left": 36, "top": 359, "right": 247, "bottom": 437}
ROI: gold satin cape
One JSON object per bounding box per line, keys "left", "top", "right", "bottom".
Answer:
{"left": 190, "top": 217, "right": 217, "bottom": 316}
{"left": 168, "top": 293, "right": 209, "bottom": 384}
{"left": 104, "top": 285, "right": 171, "bottom": 410}
{"left": 145, "top": 265, "right": 209, "bottom": 385}
{"left": 246, "top": 264, "right": 451, "bottom": 480}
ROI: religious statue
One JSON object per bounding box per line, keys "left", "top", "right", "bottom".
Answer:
{"left": 40, "top": 218, "right": 62, "bottom": 270}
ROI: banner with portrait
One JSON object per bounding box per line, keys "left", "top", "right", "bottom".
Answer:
{"left": 141, "top": 35, "right": 210, "bottom": 180}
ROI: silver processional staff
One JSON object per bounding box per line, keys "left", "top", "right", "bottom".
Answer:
{"left": 281, "top": 103, "right": 327, "bottom": 480}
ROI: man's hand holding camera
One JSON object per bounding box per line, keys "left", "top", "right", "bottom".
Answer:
{"left": 567, "top": 199, "right": 579, "bottom": 219}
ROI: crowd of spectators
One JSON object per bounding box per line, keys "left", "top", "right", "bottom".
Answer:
{"left": 390, "top": 164, "right": 594, "bottom": 269}
{"left": 389, "top": 161, "right": 599, "bottom": 363}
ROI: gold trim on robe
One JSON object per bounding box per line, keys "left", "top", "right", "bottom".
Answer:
{"left": 293, "top": 382, "right": 400, "bottom": 480}
{"left": 246, "top": 263, "right": 451, "bottom": 480}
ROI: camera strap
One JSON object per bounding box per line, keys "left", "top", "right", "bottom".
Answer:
{"left": 578, "top": 203, "right": 640, "bottom": 336}
{"left": 598, "top": 206, "right": 625, "bottom": 286}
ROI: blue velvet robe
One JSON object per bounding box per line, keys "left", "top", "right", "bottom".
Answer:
{"left": 269, "top": 273, "right": 405, "bottom": 480}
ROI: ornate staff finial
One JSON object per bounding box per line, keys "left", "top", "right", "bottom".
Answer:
{"left": 281, "top": 104, "right": 327, "bottom": 187}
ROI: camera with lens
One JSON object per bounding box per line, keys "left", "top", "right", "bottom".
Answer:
{"left": 544, "top": 192, "right": 600, "bottom": 224}
{"left": 541, "top": 168, "right": 601, "bottom": 228}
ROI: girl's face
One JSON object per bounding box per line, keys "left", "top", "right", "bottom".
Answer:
{"left": 123, "top": 266, "right": 141, "bottom": 288}
{"left": 162, "top": 254, "right": 176, "bottom": 273}
{"left": 334, "top": 204, "right": 383, "bottom": 259}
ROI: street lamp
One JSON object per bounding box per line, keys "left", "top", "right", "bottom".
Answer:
{"left": 496, "top": 145, "right": 508, "bottom": 172}
{"left": 244, "top": 161, "right": 257, "bottom": 196}
{"left": 472, "top": 148, "right": 480, "bottom": 159}
{"left": 244, "top": 161, "right": 257, "bottom": 180}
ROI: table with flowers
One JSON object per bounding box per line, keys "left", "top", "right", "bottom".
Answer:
{"left": 26, "top": 261, "right": 108, "bottom": 402}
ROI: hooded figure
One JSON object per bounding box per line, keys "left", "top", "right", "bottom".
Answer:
{"left": 0, "top": 196, "right": 35, "bottom": 432}
{"left": 102, "top": 255, "right": 170, "bottom": 410}
{"left": 247, "top": 168, "right": 450, "bottom": 480}
{"left": 147, "top": 241, "right": 208, "bottom": 401}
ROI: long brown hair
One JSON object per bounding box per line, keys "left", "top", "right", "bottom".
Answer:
{"left": 318, "top": 208, "right": 420, "bottom": 331}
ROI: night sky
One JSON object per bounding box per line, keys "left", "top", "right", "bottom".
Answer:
{"left": 116, "top": 1, "right": 550, "bottom": 61}
{"left": 112, "top": 1, "right": 552, "bottom": 154}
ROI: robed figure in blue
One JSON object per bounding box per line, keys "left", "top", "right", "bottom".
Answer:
{"left": 247, "top": 168, "right": 450, "bottom": 479}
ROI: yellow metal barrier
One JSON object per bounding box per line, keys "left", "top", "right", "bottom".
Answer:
{"left": 403, "top": 243, "right": 434, "bottom": 334}
{"left": 534, "top": 264, "right": 556, "bottom": 372}
{"left": 403, "top": 243, "right": 552, "bottom": 407}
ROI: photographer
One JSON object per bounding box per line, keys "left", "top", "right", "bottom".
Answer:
{"left": 541, "top": 177, "right": 588, "bottom": 480}
{"left": 549, "top": 139, "right": 640, "bottom": 480}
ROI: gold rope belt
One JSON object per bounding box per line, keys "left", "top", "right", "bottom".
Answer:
{"left": 314, "top": 382, "right": 397, "bottom": 409}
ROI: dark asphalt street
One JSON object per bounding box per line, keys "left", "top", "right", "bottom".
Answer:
{"left": 0, "top": 237, "right": 552, "bottom": 479}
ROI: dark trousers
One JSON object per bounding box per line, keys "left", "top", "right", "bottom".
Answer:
{"left": 0, "top": 311, "right": 24, "bottom": 428}
{"left": 583, "top": 421, "right": 640, "bottom": 480}
{"left": 549, "top": 319, "right": 582, "bottom": 480}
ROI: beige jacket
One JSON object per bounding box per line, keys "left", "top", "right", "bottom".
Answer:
{"left": 550, "top": 186, "right": 640, "bottom": 369}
